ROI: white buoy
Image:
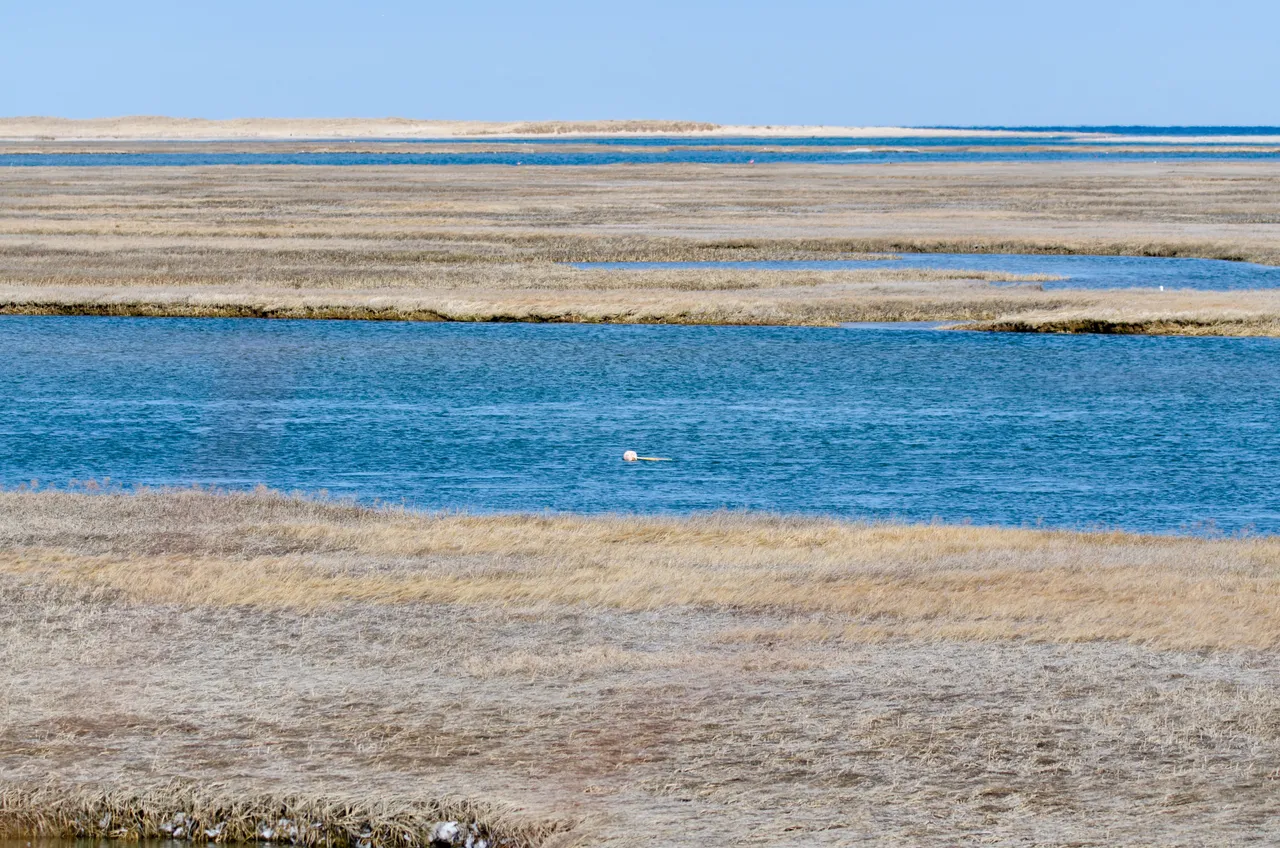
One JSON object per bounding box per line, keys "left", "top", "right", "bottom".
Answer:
{"left": 623, "top": 450, "right": 672, "bottom": 462}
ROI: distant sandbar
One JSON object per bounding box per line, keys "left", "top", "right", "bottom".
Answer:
{"left": 0, "top": 115, "right": 1080, "bottom": 141}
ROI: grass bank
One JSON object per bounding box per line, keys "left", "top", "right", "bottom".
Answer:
{"left": 972, "top": 316, "right": 1280, "bottom": 336}
{"left": 3, "top": 490, "right": 1280, "bottom": 844}
{"left": 7, "top": 275, "right": 1280, "bottom": 336}
{"left": 0, "top": 783, "right": 561, "bottom": 848}
{"left": 2, "top": 489, "right": 1278, "bottom": 649}
{"left": 3, "top": 160, "right": 1280, "bottom": 335}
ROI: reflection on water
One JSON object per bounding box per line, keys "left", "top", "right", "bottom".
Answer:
{"left": 2, "top": 317, "right": 1278, "bottom": 533}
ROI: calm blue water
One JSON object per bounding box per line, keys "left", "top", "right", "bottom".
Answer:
{"left": 963, "top": 125, "right": 1280, "bottom": 137}
{"left": 7, "top": 128, "right": 1277, "bottom": 167}
{"left": 3, "top": 149, "right": 1277, "bottom": 167}
{"left": 398, "top": 132, "right": 1280, "bottom": 147}
{"left": 3, "top": 317, "right": 1278, "bottom": 533}
{"left": 577, "top": 254, "right": 1280, "bottom": 291}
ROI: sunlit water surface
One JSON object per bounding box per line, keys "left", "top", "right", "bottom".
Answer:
{"left": 3, "top": 317, "right": 1278, "bottom": 533}
{"left": 4, "top": 149, "right": 1277, "bottom": 166}
{"left": 4, "top": 127, "right": 1280, "bottom": 167}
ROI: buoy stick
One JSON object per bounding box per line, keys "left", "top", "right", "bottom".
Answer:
{"left": 623, "top": 450, "right": 672, "bottom": 462}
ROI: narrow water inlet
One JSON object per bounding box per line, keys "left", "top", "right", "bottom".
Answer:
{"left": 574, "top": 253, "right": 1280, "bottom": 291}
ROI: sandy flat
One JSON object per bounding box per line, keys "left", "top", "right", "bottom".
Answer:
{"left": 0, "top": 115, "right": 1082, "bottom": 141}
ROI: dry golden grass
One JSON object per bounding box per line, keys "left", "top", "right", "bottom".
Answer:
{"left": 2, "top": 489, "right": 1278, "bottom": 650}
{"left": 474, "top": 120, "right": 719, "bottom": 136}
{"left": 4, "top": 160, "right": 1278, "bottom": 261}
{"left": 2, "top": 159, "right": 1279, "bottom": 332}
{"left": 0, "top": 260, "right": 1066, "bottom": 294}
{"left": 8, "top": 278, "right": 1280, "bottom": 334}
{"left": 968, "top": 296, "right": 1280, "bottom": 336}
{"left": 3, "top": 491, "right": 1280, "bottom": 845}
{"left": 0, "top": 266, "right": 1089, "bottom": 328}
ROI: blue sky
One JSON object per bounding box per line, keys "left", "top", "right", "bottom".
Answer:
{"left": 5, "top": 0, "right": 1278, "bottom": 126}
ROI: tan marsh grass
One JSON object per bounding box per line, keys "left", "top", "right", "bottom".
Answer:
{"left": 3, "top": 490, "right": 1280, "bottom": 844}
{"left": 3, "top": 488, "right": 1279, "bottom": 651}
{"left": 3, "top": 159, "right": 1280, "bottom": 333}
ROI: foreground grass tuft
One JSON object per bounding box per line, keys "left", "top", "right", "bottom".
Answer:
{"left": 0, "top": 782, "right": 568, "bottom": 847}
